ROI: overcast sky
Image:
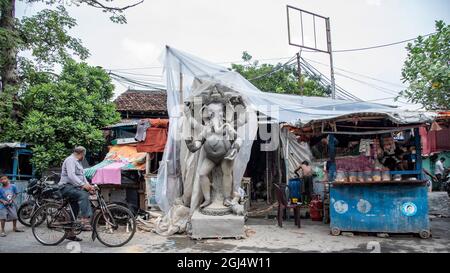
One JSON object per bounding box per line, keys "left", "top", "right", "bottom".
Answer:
{"left": 16, "top": 0, "right": 450, "bottom": 109}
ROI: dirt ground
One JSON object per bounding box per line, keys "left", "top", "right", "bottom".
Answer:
{"left": 1, "top": 192, "right": 449, "bottom": 253}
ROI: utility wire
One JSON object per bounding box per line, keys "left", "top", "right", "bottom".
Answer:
{"left": 301, "top": 58, "right": 362, "bottom": 101}
{"left": 105, "top": 31, "right": 435, "bottom": 71}
{"left": 303, "top": 57, "right": 406, "bottom": 88}
{"left": 109, "top": 72, "right": 166, "bottom": 90}
{"left": 332, "top": 32, "right": 436, "bottom": 53}
{"left": 248, "top": 55, "right": 297, "bottom": 81}
{"left": 334, "top": 72, "right": 400, "bottom": 96}
{"left": 109, "top": 70, "right": 164, "bottom": 77}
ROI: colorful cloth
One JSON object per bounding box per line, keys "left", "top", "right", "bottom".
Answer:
{"left": 92, "top": 162, "right": 126, "bottom": 185}
{"left": 136, "top": 127, "right": 168, "bottom": 153}
{"left": 136, "top": 118, "right": 169, "bottom": 153}
{"left": 84, "top": 160, "right": 114, "bottom": 179}
{"left": 85, "top": 145, "right": 147, "bottom": 185}
{"left": 105, "top": 145, "right": 146, "bottom": 169}
{"left": 135, "top": 119, "right": 151, "bottom": 142}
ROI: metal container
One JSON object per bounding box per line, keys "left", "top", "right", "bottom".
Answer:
{"left": 330, "top": 182, "right": 430, "bottom": 238}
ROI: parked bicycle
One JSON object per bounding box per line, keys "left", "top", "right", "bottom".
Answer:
{"left": 18, "top": 172, "right": 62, "bottom": 227}
{"left": 31, "top": 184, "right": 136, "bottom": 247}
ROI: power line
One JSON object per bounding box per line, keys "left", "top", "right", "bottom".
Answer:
{"left": 248, "top": 55, "right": 297, "bottom": 81}
{"left": 332, "top": 32, "right": 436, "bottom": 53}
{"left": 334, "top": 72, "right": 400, "bottom": 96}
{"left": 300, "top": 58, "right": 362, "bottom": 101}
{"left": 104, "top": 31, "right": 435, "bottom": 71}
{"left": 109, "top": 70, "right": 163, "bottom": 78}
{"left": 109, "top": 72, "right": 166, "bottom": 90}
{"left": 303, "top": 57, "right": 406, "bottom": 88}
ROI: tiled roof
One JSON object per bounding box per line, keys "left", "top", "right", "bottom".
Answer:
{"left": 114, "top": 89, "right": 167, "bottom": 113}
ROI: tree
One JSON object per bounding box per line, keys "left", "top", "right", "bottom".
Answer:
{"left": 230, "top": 51, "right": 330, "bottom": 96}
{"left": 0, "top": 0, "right": 143, "bottom": 94}
{"left": 0, "top": 2, "right": 124, "bottom": 173}
{"left": 17, "top": 60, "right": 120, "bottom": 173}
{"left": 399, "top": 20, "right": 450, "bottom": 110}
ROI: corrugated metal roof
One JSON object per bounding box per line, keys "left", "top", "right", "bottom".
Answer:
{"left": 104, "top": 119, "right": 139, "bottom": 129}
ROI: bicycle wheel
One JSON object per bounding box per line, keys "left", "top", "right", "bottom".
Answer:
{"left": 18, "top": 201, "right": 35, "bottom": 227}
{"left": 31, "top": 202, "right": 70, "bottom": 246}
{"left": 94, "top": 204, "right": 136, "bottom": 247}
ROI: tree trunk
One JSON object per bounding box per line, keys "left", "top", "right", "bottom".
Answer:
{"left": 0, "top": 0, "right": 18, "bottom": 93}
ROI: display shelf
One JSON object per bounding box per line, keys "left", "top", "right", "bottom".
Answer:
{"left": 331, "top": 180, "right": 427, "bottom": 186}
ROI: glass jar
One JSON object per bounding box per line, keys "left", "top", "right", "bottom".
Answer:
{"left": 348, "top": 171, "right": 358, "bottom": 183}
{"left": 393, "top": 174, "right": 402, "bottom": 181}
{"left": 335, "top": 170, "right": 348, "bottom": 183}
{"left": 382, "top": 170, "right": 391, "bottom": 181}
{"left": 357, "top": 171, "right": 365, "bottom": 182}
{"left": 364, "top": 169, "right": 373, "bottom": 182}
{"left": 372, "top": 170, "right": 382, "bottom": 182}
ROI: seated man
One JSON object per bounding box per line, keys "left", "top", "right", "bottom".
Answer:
{"left": 59, "top": 146, "right": 95, "bottom": 241}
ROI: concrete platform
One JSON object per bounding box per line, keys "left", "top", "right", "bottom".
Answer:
{"left": 190, "top": 210, "right": 245, "bottom": 240}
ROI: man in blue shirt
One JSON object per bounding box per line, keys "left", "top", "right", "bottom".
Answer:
{"left": 0, "top": 175, "right": 24, "bottom": 237}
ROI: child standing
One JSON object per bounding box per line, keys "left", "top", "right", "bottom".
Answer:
{"left": 0, "top": 175, "right": 24, "bottom": 237}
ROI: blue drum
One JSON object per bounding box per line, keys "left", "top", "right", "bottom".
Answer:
{"left": 288, "top": 178, "right": 302, "bottom": 201}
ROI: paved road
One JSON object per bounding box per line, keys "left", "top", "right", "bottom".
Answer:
{"left": 1, "top": 193, "right": 449, "bottom": 253}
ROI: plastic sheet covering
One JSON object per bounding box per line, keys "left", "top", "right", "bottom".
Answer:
{"left": 160, "top": 49, "right": 435, "bottom": 127}
{"left": 154, "top": 198, "right": 190, "bottom": 236}
{"left": 280, "top": 126, "right": 313, "bottom": 181}
{"left": 156, "top": 47, "right": 258, "bottom": 213}
{"left": 155, "top": 46, "right": 436, "bottom": 213}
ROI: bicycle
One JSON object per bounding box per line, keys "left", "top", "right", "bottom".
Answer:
{"left": 18, "top": 172, "right": 62, "bottom": 227}
{"left": 31, "top": 184, "right": 136, "bottom": 247}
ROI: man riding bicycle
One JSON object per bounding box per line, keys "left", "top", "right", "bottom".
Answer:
{"left": 59, "top": 146, "right": 95, "bottom": 241}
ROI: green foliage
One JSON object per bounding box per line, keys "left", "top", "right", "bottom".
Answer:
{"left": 0, "top": 1, "right": 133, "bottom": 174}
{"left": 399, "top": 20, "right": 450, "bottom": 110}
{"left": 18, "top": 61, "right": 120, "bottom": 173}
{"left": 1, "top": 5, "right": 90, "bottom": 94}
{"left": 24, "top": 0, "right": 140, "bottom": 24}
{"left": 230, "top": 51, "right": 330, "bottom": 96}
{"left": 19, "top": 6, "right": 90, "bottom": 68}
{"left": 0, "top": 86, "right": 20, "bottom": 141}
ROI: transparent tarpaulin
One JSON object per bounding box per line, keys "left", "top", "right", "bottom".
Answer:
{"left": 155, "top": 46, "right": 436, "bottom": 213}
{"left": 156, "top": 47, "right": 258, "bottom": 213}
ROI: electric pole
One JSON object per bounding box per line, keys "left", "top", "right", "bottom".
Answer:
{"left": 296, "top": 52, "right": 303, "bottom": 96}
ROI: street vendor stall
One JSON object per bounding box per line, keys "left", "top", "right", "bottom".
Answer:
{"left": 87, "top": 118, "right": 168, "bottom": 212}
{"left": 306, "top": 117, "right": 432, "bottom": 238}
